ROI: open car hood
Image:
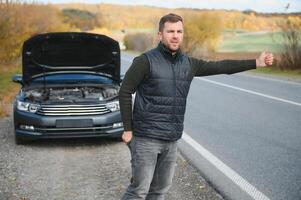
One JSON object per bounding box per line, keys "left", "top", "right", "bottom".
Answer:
{"left": 22, "top": 32, "right": 120, "bottom": 86}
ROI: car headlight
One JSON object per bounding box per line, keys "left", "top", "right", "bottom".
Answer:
{"left": 17, "top": 100, "right": 40, "bottom": 113}
{"left": 106, "top": 100, "right": 120, "bottom": 112}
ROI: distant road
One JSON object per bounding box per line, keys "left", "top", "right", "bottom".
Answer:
{"left": 121, "top": 52, "right": 301, "bottom": 200}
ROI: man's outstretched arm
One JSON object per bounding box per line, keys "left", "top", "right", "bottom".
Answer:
{"left": 191, "top": 50, "right": 274, "bottom": 76}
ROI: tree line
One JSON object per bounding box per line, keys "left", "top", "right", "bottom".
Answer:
{"left": 0, "top": 1, "right": 300, "bottom": 70}
{"left": 0, "top": 1, "right": 102, "bottom": 63}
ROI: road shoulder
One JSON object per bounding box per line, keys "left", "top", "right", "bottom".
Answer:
{"left": 0, "top": 117, "right": 223, "bottom": 200}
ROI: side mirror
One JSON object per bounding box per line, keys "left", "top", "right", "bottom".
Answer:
{"left": 12, "top": 74, "right": 23, "bottom": 85}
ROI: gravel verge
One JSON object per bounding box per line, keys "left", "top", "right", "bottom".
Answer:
{"left": 0, "top": 117, "right": 223, "bottom": 200}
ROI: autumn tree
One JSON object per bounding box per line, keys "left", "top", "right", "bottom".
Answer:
{"left": 182, "top": 12, "right": 224, "bottom": 57}
{"left": 62, "top": 8, "right": 101, "bottom": 31}
{"left": 0, "top": 1, "right": 69, "bottom": 63}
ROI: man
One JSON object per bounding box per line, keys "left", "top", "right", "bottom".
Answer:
{"left": 119, "top": 13, "right": 273, "bottom": 200}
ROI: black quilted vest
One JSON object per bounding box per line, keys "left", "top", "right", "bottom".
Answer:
{"left": 132, "top": 43, "right": 193, "bottom": 141}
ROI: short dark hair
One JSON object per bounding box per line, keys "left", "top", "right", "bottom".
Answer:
{"left": 159, "top": 13, "right": 183, "bottom": 32}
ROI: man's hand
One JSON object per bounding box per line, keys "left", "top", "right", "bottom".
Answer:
{"left": 256, "top": 50, "right": 274, "bottom": 67}
{"left": 122, "top": 131, "right": 133, "bottom": 144}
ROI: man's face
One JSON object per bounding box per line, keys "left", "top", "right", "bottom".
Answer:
{"left": 158, "top": 21, "right": 184, "bottom": 52}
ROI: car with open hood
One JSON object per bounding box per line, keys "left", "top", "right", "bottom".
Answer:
{"left": 12, "top": 32, "right": 124, "bottom": 144}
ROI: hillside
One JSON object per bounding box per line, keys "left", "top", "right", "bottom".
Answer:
{"left": 54, "top": 3, "right": 300, "bottom": 32}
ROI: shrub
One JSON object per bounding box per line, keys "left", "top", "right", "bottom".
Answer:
{"left": 277, "top": 16, "right": 301, "bottom": 70}
{"left": 62, "top": 8, "right": 101, "bottom": 31}
{"left": 182, "top": 12, "right": 223, "bottom": 57}
{"left": 123, "top": 32, "right": 154, "bottom": 52}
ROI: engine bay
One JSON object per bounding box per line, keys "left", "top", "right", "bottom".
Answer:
{"left": 23, "top": 85, "right": 119, "bottom": 103}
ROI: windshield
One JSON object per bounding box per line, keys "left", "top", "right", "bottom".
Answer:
{"left": 31, "top": 73, "right": 114, "bottom": 84}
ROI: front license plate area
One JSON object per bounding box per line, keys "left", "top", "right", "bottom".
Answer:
{"left": 56, "top": 119, "right": 93, "bottom": 128}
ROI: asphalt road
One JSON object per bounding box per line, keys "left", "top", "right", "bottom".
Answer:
{"left": 121, "top": 52, "right": 301, "bottom": 200}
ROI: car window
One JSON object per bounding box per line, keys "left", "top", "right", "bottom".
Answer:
{"left": 31, "top": 73, "right": 114, "bottom": 84}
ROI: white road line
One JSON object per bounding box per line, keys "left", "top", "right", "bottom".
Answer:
{"left": 238, "top": 73, "right": 301, "bottom": 86}
{"left": 198, "top": 78, "right": 301, "bottom": 107}
{"left": 182, "top": 132, "right": 270, "bottom": 200}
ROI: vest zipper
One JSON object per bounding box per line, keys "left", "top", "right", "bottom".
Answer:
{"left": 171, "top": 63, "right": 176, "bottom": 124}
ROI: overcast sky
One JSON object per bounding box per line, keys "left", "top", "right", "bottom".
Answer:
{"left": 36, "top": 0, "right": 301, "bottom": 13}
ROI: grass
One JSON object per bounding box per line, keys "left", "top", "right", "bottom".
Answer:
{"left": 218, "top": 31, "right": 285, "bottom": 53}
{"left": 248, "top": 67, "right": 301, "bottom": 81}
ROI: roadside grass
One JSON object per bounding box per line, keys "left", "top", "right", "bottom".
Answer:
{"left": 0, "top": 61, "right": 22, "bottom": 117}
{"left": 248, "top": 67, "right": 301, "bottom": 81}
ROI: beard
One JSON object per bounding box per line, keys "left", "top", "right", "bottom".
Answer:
{"left": 164, "top": 41, "right": 180, "bottom": 52}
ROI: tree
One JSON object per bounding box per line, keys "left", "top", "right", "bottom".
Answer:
{"left": 62, "top": 8, "right": 101, "bottom": 31}
{"left": 182, "top": 12, "right": 223, "bottom": 57}
{"left": 0, "top": 1, "right": 69, "bottom": 63}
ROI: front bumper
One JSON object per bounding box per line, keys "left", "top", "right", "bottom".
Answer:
{"left": 13, "top": 108, "right": 123, "bottom": 140}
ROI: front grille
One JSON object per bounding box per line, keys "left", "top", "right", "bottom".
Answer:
{"left": 34, "top": 124, "right": 114, "bottom": 134}
{"left": 37, "top": 104, "right": 111, "bottom": 116}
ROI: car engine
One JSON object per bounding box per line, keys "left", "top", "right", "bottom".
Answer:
{"left": 23, "top": 86, "right": 119, "bottom": 103}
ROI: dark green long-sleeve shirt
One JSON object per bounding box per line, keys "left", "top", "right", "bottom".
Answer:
{"left": 119, "top": 54, "right": 256, "bottom": 131}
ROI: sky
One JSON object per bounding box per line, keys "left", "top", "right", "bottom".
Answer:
{"left": 36, "top": 0, "right": 301, "bottom": 13}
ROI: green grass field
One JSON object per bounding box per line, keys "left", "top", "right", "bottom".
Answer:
{"left": 218, "top": 31, "right": 285, "bottom": 53}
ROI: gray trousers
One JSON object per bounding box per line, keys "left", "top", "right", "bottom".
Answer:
{"left": 121, "top": 136, "right": 178, "bottom": 200}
